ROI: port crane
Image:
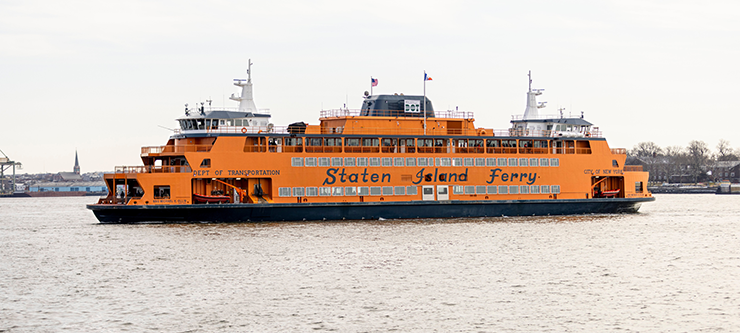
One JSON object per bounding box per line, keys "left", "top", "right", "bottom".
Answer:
{"left": 0, "top": 149, "right": 22, "bottom": 196}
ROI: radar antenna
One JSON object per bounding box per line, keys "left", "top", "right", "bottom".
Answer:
{"left": 230, "top": 59, "right": 258, "bottom": 112}
{"left": 523, "top": 71, "right": 546, "bottom": 119}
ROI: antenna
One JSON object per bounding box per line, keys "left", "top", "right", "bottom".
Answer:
{"left": 247, "top": 59, "right": 253, "bottom": 83}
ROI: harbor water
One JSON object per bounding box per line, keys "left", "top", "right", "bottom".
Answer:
{"left": 2, "top": 194, "right": 739, "bottom": 332}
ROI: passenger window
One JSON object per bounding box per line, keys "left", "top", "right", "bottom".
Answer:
{"left": 153, "top": 186, "right": 170, "bottom": 199}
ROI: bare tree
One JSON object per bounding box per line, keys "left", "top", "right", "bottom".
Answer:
{"left": 663, "top": 145, "right": 686, "bottom": 182}
{"left": 630, "top": 141, "right": 663, "bottom": 157}
{"left": 629, "top": 142, "right": 664, "bottom": 181}
{"left": 716, "top": 139, "right": 738, "bottom": 161}
{"left": 687, "top": 140, "right": 710, "bottom": 183}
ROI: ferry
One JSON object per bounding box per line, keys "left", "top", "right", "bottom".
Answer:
{"left": 87, "top": 63, "right": 654, "bottom": 223}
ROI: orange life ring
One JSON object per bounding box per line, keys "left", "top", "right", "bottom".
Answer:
{"left": 241, "top": 127, "right": 247, "bottom": 134}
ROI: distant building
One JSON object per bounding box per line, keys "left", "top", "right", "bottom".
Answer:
{"left": 713, "top": 161, "right": 740, "bottom": 183}
{"left": 53, "top": 172, "right": 82, "bottom": 182}
{"left": 29, "top": 181, "right": 107, "bottom": 194}
{"left": 74, "top": 150, "right": 80, "bottom": 175}
{"left": 25, "top": 151, "right": 107, "bottom": 196}
{"left": 52, "top": 172, "right": 82, "bottom": 182}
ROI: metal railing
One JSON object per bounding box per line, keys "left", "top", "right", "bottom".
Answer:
{"left": 115, "top": 165, "right": 192, "bottom": 174}
{"left": 508, "top": 128, "right": 603, "bottom": 138}
{"left": 171, "top": 121, "right": 603, "bottom": 139}
{"left": 141, "top": 145, "right": 214, "bottom": 156}
{"left": 174, "top": 125, "right": 289, "bottom": 136}
{"left": 511, "top": 114, "right": 574, "bottom": 120}
{"left": 319, "top": 109, "right": 475, "bottom": 119}
{"left": 184, "top": 107, "right": 271, "bottom": 115}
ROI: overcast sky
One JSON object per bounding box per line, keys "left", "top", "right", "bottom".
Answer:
{"left": 2, "top": 0, "right": 739, "bottom": 174}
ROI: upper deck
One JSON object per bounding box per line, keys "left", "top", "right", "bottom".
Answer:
{"left": 173, "top": 108, "right": 603, "bottom": 138}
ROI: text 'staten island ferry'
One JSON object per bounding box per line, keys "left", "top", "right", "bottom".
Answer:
{"left": 87, "top": 62, "right": 654, "bottom": 223}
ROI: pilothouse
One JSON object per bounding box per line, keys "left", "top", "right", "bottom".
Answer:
{"left": 177, "top": 59, "right": 272, "bottom": 134}
{"left": 510, "top": 71, "right": 597, "bottom": 138}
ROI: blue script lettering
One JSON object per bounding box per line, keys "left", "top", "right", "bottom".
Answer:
{"left": 486, "top": 168, "right": 537, "bottom": 185}
{"left": 323, "top": 168, "right": 391, "bottom": 185}
{"left": 412, "top": 168, "right": 468, "bottom": 184}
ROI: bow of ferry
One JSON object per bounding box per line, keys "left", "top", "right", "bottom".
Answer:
{"left": 87, "top": 66, "right": 653, "bottom": 223}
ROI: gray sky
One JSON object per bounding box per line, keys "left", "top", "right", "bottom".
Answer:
{"left": 2, "top": 0, "right": 738, "bottom": 174}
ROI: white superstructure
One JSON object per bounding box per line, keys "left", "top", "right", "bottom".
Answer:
{"left": 176, "top": 60, "right": 272, "bottom": 134}
{"left": 511, "top": 72, "right": 595, "bottom": 138}
{"left": 522, "top": 70, "right": 546, "bottom": 120}
{"left": 230, "top": 59, "right": 259, "bottom": 113}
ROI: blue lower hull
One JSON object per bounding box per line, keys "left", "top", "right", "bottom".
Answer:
{"left": 87, "top": 197, "right": 655, "bottom": 224}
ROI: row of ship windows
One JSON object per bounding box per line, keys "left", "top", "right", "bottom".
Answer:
{"left": 291, "top": 157, "right": 560, "bottom": 168}
{"left": 278, "top": 185, "right": 562, "bottom": 197}
{"left": 268, "top": 137, "right": 567, "bottom": 149}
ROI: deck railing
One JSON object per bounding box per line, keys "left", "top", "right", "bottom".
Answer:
{"left": 142, "top": 145, "right": 213, "bottom": 156}
{"left": 187, "top": 106, "right": 271, "bottom": 114}
{"left": 611, "top": 148, "right": 627, "bottom": 155}
{"left": 175, "top": 125, "right": 289, "bottom": 135}
{"left": 171, "top": 123, "right": 603, "bottom": 138}
{"left": 115, "top": 165, "right": 192, "bottom": 174}
{"left": 319, "top": 109, "right": 475, "bottom": 119}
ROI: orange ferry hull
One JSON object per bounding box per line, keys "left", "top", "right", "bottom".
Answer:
{"left": 87, "top": 197, "right": 654, "bottom": 223}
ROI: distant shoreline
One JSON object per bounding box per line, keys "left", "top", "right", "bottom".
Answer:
{"left": 649, "top": 186, "right": 717, "bottom": 194}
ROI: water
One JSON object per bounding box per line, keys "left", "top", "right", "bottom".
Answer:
{"left": 1, "top": 195, "right": 739, "bottom": 332}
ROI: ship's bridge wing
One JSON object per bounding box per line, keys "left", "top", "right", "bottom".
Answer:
{"left": 510, "top": 116, "right": 595, "bottom": 138}
{"left": 176, "top": 109, "right": 271, "bottom": 132}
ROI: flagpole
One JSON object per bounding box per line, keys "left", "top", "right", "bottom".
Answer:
{"left": 370, "top": 76, "right": 373, "bottom": 96}
{"left": 423, "top": 71, "right": 427, "bottom": 135}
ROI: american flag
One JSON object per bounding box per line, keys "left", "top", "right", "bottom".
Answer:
{"left": 371, "top": 78, "right": 378, "bottom": 87}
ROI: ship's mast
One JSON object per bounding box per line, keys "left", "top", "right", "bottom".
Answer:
{"left": 230, "top": 59, "right": 258, "bottom": 112}
{"left": 522, "top": 70, "right": 545, "bottom": 120}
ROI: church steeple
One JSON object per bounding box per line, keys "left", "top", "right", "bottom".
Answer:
{"left": 74, "top": 150, "right": 80, "bottom": 175}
